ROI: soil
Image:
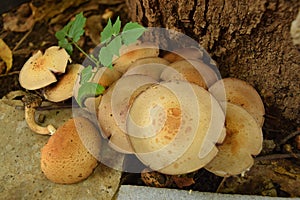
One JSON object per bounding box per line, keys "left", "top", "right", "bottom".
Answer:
{"left": 0, "top": 0, "right": 299, "bottom": 198}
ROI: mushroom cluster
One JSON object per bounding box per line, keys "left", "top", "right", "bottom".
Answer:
{"left": 19, "top": 42, "right": 265, "bottom": 184}
{"left": 81, "top": 42, "right": 265, "bottom": 177}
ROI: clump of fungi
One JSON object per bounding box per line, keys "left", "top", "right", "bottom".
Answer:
{"left": 19, "top": 43, "right": 265, "bottom": 184}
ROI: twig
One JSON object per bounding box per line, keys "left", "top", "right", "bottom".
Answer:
{"left": 15, "top": 103, "right": 77, "bottom": 111}
{"left": 0, "top": 71, "right": 20, "bottom": 77}
{"left": 255, "top": 153, "right": 300, "bottom": 161}
{"left": 12, "top": 28, "right": 33, "bottom": 52}
{"left": 277, "top": 130, "right": 300, "bottom": 146}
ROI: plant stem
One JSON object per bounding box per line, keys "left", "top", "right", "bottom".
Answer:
{"left": 71, "top": 40, "right": 99, "bottom": 66}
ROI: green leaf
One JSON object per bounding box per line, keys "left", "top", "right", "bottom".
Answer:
{"left": 99, "top": 46, "right": 113, "bottom": 67}
{"left": 80, "top": 65, "right": 93, "bottom": 84}
{"left": 77, "top": 82, "right": 105, "bottom": 107}
{"left": 101, "top": 19, "right": 113, "bottom": 43}
{"left": 112, "top": 17, "right": 121, "bottom": 35}
{"left": 55, "top": 21, "right": 73, "bottom": 41}
{"left": 106, "top": 35, "right": 122, "bottom": 56}
{"left": 68, "top": 12, "right": 86, "bottom": 42}
{"left": 122, "top": 22, "right": 146, "bottom": 45}
{"left": 58, "top": 39, "right": 73, "bottom": 54}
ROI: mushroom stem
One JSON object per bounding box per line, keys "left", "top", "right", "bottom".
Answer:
{"left": 22, "top": 94, "right": 56, "bottom": 135}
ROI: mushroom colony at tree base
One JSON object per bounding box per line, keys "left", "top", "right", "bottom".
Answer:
{"left": 18, "top": 43, "right": 264, "bottom": 184}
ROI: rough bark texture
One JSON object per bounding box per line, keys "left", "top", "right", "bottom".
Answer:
{"left": 126, "top": 0, "right": 300, "bottom": 128}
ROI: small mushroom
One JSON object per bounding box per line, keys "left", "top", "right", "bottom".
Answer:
{"left": 22, "top": 94, "right": 56, "bottom": 135}
{"left": 112, "top": 42, "right": 159, "bottom": 73}
{"left": 209, "top": 78, "right": 265, "bottom": 126}
{"left": 163, "top": 47, "right": 203, "bottom": 63}
{"left": 41, "top": 117, "right": 101, "bottom": 184}
{"left": 160, "top": 60, "right": 219, "bottom": 89}
{"left": 127, "top": 81, "right": 225, "bottom": 175}
{"left": 123, "top": 57, "right": 170, "bottom": 80}
{"left": 204, "top": 102, "right": 263, "bottom": 177}
{"left": 98, "top": 74, "right": 157, "bottom": 153}
{"left": 19, "top": 46, "right": 70, "bottom": 90}
{"left": 43, "top": 64, "right": 81, "bottom": 102}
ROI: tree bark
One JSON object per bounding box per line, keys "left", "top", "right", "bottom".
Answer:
{"left": 126, "top": 0, "right": 300, "bottom": 129}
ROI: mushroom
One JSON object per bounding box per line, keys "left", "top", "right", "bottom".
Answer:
{"left": 98, "top": 74, "right": 157, "bottom": 153}
{"left": 209, "top": 77, "right": 265, "bottom": 126}
{"left": 19, "top": 46, "right": 70, "bottom": 90}
{"left": 160, "top": 60, "right": 219, "bottom": 89}
{"left": 22, "top": 93, "right": 56, "bottom": 135}
{"left": 123, "top": 57, "right": 170, "bottom": 80}
{"left": 204, "top": 102, "right": 263, "bottom": 177}
{"left": 127, "top": 80, "right": 225, "bottom": 175}
{"left": 43, "top": 64, "right": 81, "bottom": 102}
{"left": 41, "top": 117, "right": 101, "bottom": 184}
{"left": 163, "top": 47, "right": 203, "bottom": 63}
{"left": 112, "top": 42, "right": 159, "bottom": 73}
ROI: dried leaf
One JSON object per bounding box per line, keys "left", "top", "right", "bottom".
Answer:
{"left": 0, "top": 39, "right": 13, "bottom": 73}
{"left": 171, "top": 176, "right": 195, "bottom": 189}
{"left": 217, "top": 160, "right": 300, "bottom": 197}
{"left": 3, "top": 4, "right": 35, "bottom": 32}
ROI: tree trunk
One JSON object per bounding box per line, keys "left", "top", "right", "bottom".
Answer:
{"left": 126, "top": 0, "right": 300, "bottom": 131}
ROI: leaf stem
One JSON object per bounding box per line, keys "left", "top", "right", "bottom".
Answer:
{"left": 71, "top": 40, "right": 99, "bottom": 66}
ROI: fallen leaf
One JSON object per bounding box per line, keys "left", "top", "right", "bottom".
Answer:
{"left": 85, "top": 15, "right": 103, "bottom": 45}
{"left": 217, "top": 159, "right": 300, "bottom": 197}
{"left": 0, "top": 39, "right": 13, "bottom": 73}
{"left": 3, "top": 3, "right": 35, "bottom": 32}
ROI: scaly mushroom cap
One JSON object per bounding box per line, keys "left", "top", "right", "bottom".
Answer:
{"left": 127, "top": 81, "right": 225, "bottom": 175}
{"left": 112, "top": 42, "right": 159, "bottom": 73}
{"left": 204, "top": 103, "right": 263, "bottom": 177}
{"left": 98, "top": 74, "right": 157, "bottom": 154}
{"left": 43, "top": 64, "right": 81, "bottom": 102}
{"left": 40, "top": 117, "right": 101, "bottom": 184}
{"left": 163, "top": 47, "right": 203, "bottom": 63}
{"left": 160, "top": 60, "right": 219, "bottom": 89}
{"left": 124, "top": 57, "right": 170, "bottom": 80}
{"left": 209, "top": 78, "right": 265, "bottom": 126}
{"left": 19, "top": 46, "right": 70, "bottom": 90}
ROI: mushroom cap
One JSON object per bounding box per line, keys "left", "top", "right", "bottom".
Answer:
{"left": 209, "top": 77, "right": 265, "bottom": 126}
{"left": 163, "top": 47, "right": 203, "bottom": 63}
{"left": 93, "top": 67, "right": 122, "bottom": 88}
{"left": 112, "top": 42, "right": 159, "bottom": 73}
{"left": 40, "top": 117, "right": 101, "bottom": 184}
{"left": 123, "top": 57, "right": 170, "bottom": 80}
{"left": 19, "top": 46, "right": 70, "bottom": 90}
{"left": 127, "top": 81, "right": 225, "bottom": 175}
{"left": 204, "top": 102, "right": 263, "bottom": 177}
{"left": 43, "top": 64, "right": 81, "bottom": 102}
{"left": 98, "top": 74, "right": 157, "bottom": 154}
{"left": 160, "top": 60, "right": 219, "bottom": 89}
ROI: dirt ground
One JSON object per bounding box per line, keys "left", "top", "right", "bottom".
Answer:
{"left": 0, "top": 0, "right": 299, "bottom": 197}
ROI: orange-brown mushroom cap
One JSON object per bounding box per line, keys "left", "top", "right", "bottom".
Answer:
{"left": 41, "top": 117, "right": 101, "bottom": 184}
{"left": 127, "top": 81, "right": 225, "bottom": 175}
{"left": 209, "top": 78, "right": 265, "bottom": 126}
{"left": 44, "top": 64, "right": 81, "bottom": 102}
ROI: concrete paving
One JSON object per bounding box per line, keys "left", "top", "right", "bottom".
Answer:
{"left": 116, "top": 185, "right": 300, "bottom": 200}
